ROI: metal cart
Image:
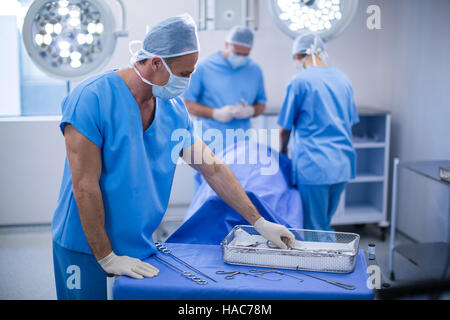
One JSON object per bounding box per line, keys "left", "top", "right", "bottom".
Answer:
{"left": 389, "top": 159, "right": 450, "bottom": 281}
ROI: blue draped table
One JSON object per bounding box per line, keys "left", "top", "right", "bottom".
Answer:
{"left": 113, "top": 243, "right": 374, "bottom": 300}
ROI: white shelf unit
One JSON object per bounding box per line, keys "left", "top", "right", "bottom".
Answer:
{"left": 331, "top": 108, "right": 391, "bottom": 237}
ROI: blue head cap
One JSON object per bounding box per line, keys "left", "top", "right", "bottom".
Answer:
{"left": 132, "top": 13, "right": 199, "bottom": 61}
{"left": 226, "top": 26, "right": 254, "bottom": 48}
{"left": 292, "top": 33, "right": 326, "bottom": 56}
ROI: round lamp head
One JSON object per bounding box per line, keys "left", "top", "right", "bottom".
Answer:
{"left": 22, "top": 0, "right": 117, "bottom": 80}
{"left": 269, "top": 0, "right": 359, "bottom": 41}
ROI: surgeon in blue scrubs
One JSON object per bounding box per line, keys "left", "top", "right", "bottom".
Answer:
{"left": 51, "top": 14, "right": 294, "bottom": 300}
{"left": 183, "top": 26, "right": 267, "bottom": 155}
{"left": 278, "top": 33, "right": 359, "bottom": 232}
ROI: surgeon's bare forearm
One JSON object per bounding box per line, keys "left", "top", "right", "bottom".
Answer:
{"left": 252, "top": 103, "right": 266, "bottom": 117}
{"left": 184, "top": 100, "right": 214, "bottom": 119}
{"left": 203, "top": 163, "right": 261, "bottom": 225}
{"left": 65, "top": 124, "right": 112, "bottom": 261}
{"left": 186, "top": 140, "right": 261, "bottom": 224}
{"left": 73, "top": 184, "right": 112, "bottom": 261}
{"left": 280, "top": 128, "right": 291, "bottom": 155}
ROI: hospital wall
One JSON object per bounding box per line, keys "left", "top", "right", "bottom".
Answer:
{"left": 0, "top": 0, "right": 449, "bottom": 241}
{"left": 388, "top": 0, "right": 450, "bottom": 242}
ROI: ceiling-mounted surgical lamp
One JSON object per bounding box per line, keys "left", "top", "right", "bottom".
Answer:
{"left": 269, "top": 0, "right": 358, "bottom": 41}
{"left": 22, "top": 0, "right": 128, "bottom": 81}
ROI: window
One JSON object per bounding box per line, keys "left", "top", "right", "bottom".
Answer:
{"left": 0, "top": 0, "right": 66, "bottom": 117}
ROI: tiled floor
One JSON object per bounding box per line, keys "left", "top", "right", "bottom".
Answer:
{"left": 0, "top": 210, "right": 444, "bottom": 300}
{"left": 0, "top": 224, "right": 56, "bottom": 300}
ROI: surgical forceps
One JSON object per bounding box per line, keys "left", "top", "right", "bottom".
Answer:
{"left": 154, "top": 242, "right": 217, "bottom": 283}
{"left": 249, "top": 269, "right": 304, "bottom": 283}
{"left": 153, "top": 256, "right": 207, "bottom": 285}
{"left": 215, "top": 270, "right": 281, "bottom": 281}
{"left": 295, "top": 267, "right": 356, "bottom": 291}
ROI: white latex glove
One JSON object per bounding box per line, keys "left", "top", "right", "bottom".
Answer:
{"left": 253, "top": 218, "right": 295, "bottom": 250}
{"left": 233, "top": 105, "right": 255, "bottom": 119}
{"left": 212, "top": 106, "right": 235, "bottom": 123}
{"left": 98, "top": 251, "right": 159, "bottom": 279}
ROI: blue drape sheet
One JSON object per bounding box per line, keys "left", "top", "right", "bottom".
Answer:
{"left": 113, "top": 243, "right": 373, "bottom": 300}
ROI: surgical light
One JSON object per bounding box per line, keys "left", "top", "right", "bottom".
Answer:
{"left": 22, "top": 0, "right": 128, "bottom": 80}
{"left": 269, "top": 0, "right": 358, "bottom": 41}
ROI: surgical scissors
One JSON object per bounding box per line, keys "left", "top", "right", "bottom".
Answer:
{"left": 215, "top": 270, "right": 281, "bottom": 281}
{"left": 153, "top": 256, "right": 207, "bottom": 285}
{"left": 249, "top": 269, "right": 304, "bottom": 283}
{"left": 154, "top": 242, "right": 217, "bottom": 283}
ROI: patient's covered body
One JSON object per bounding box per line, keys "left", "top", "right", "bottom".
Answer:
{"left": 167, "top": 141, "right": 303, "bottom": 245}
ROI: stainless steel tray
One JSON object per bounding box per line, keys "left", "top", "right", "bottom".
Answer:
{"left": 220, "top": 225, "right": 360, "bottom": 274}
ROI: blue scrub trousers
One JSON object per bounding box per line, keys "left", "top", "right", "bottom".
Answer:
{"left": 298, "top": 183, "right": 346, "bottom": 232}
{"left": 52, "top": 241, "right": 107, "bottom": 300}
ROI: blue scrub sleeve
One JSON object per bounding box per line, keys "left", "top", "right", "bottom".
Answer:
{"left": 182, "top": 65, "right": 203, "bottom": 103}
{"left": 277, "top": 82, "right": 301, "bottom": 131}
{"left": 349, "top": 87, "right": 360, "bottom": 125}
{"left": 60, "top": 88, "right": 103, "bottom": 148}
{"left": 255, "top": 69, "right": 267, "bottom": 104}
{"left": 183, "top": 114, "right": 199, "bottom": 149}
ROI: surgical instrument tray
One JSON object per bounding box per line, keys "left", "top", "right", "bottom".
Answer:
{"left": 221, "top": 225, "right": 360, "bottom": 274}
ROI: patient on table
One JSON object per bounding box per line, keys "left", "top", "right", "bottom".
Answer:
{"left": 167, "top": 140, "right": 304, "bottom": 245}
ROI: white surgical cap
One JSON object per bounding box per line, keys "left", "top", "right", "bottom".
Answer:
{"left": 226, "top": 26, "right": 254, "bottom": 48}
{"left": 131, "top": 13, "right": 199, "bottom": 62}
{"left": 292, "top": 33, "right": 328, "bottom": 66}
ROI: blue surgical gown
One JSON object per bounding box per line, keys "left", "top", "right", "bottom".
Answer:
{"left": 278, "top": 66, "right": 359, "bottom": 185}
{"left": 52, "top": 70, "right": 197, "bottom": 259}
{"left": 183, "top": 51, "right": 267, "bottom": 153}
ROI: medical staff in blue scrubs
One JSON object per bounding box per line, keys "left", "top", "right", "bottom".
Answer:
{"left": 183, "top": 26, "right": 267, "bottom": 155}
{"left": 278, "top": 33, "right": 359, "bottom": 232}
{"left": 52, "top": 15, "right": 295, "bottom": 300}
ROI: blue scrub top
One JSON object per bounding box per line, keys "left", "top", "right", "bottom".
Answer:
{"left": 278, "top": 66, "right": 359, "bottom": 185}
{"left": 52, "top": 70, "right": 197, "bottom": 259}
{"left": 183, "top": 51, "right": 267, "bottom": 153}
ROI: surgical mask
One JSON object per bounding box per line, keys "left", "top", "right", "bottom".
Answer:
{"left": 132, "top": 58, "right": 190, "bottom": 100}
{"left": 228, "top": 53, "right": 249, "bottom": 69}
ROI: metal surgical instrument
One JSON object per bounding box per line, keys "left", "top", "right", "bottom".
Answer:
{"left": 295, "top": 267, "right": 356, "bottom": 290}
{"left": 266, "top": 240, "right": 304, "bottom": 251}
{"left": 154, "top": 242, "right": 217, "bottom": 283}
{"left": 215, "top": 270, "right": 281, "bottom": 281}
{"left": 242, "top": 242, "right": 265, "bottom": 248}
{"left": 153, "top": 256, "right": 207, "bottom": 285}
{"left": 266, "top": 240, "right": 346, "bottom": 255}
{"left": 249, "top": 269, "right": 304, "bottom": 283}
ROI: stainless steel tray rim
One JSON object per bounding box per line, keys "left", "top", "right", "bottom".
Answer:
{"left": 222, "top": 245, "right": 357, "bottom": 257}
{"left": 223, "top": 225, "right": 361, "bottom": 240}
{"left": 223, "top": 261, "right": 356, "bottom": 274}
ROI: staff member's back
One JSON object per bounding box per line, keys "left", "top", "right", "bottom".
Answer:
{"left": 278, "top": 33, "right": 359, "bottom": 232}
